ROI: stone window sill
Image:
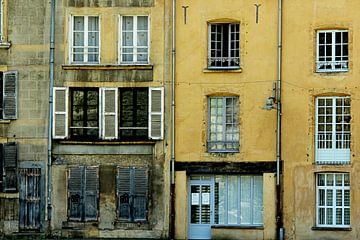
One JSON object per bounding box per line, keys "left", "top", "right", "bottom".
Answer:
{"left": 211, "top": 225, "right": 264, "bottom": 230}
{"left": 58, "top": 140, "right": 156, "bottom": 145}
{"left": 62, "top": 64, "right": 153, "bottom": 70}
{"left": 204, "top": 67, "right": 242, "bottom": 73}
{"left": 0, "top": 120, "right": 11, "bottom": 124}
{"left": 0, "top": 42, "right": 11, "bottom": 49}
{"left": 312, "top": 226, "right": 352, "bottom": 231}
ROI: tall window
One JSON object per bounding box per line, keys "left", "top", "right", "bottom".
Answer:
{"left": 120, "top": 16, "right": 149, "bottom": 64}
{"left": 71, "top": 16, "right": 100, "bottom": 64}
{"left": 0, "top": 71, "right": 18, "bottom": 119}
{"left": 316, "top": 173, "right": 350, "bottom": 227}
{"left": 0, "top": 142, "right": 17, "bottom": 192}
{"left": 208, "top": 96, "right": 239, "bottom": 152}
{"left": 208, "top": 23, "right": 240, "bottom": 69}
{"left": 70, "top": 88, "right": 99, "bottom": 139}
{"left": 0, "top": 0, "right": 3, "bottom": 42}
{"left": 315, "top": 96, "right": 350, "bottom": 164}
{"left": 316, "top": 30, "right": 348, "bottom": 72}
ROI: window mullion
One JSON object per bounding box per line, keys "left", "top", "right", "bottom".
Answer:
{"left": 332, "top": 98, "right": 336, "bottom": 158}
{"left": 84, "top": 16, "right": 89, "bottom": 63}
{"left": 134, "top": 16, "right": 137, "bottom": 62}
{"left": 331, "top": 32, "right": 336, "bottom": 70}
{"left": 222, "top": 98, "right": 226, "bottom": 144}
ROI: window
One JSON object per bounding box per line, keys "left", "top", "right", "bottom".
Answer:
{"left": 120, "top": 16, "right": 149, "bottom": 64}
{"left": 208, "top": 96, "right": 239, "bottom": 152}
{"left": 53, "top": 87, "right": 164, "bottom": 140}
{"left": 0, "top": 0, "right": 3, "bottom": 42}
{"left": 208, "top": 23, "right": 240, "bottom": 69}
{"left": 0, "top": 71, "right": 18, "bottom": 119}
{"left": 315, "top": 96, "right": 350, "bottom": 164}
{"left": 316, "top": 173, "right": 350, "bottom": 227}
{"left": 116, "top": 167, "right": 148, "bottom": 222}
{"left": 70, "top": 88, "right": 99, "bottom": 139}
{"left": 68, "top": 166, "right": 99, "bottom": 221}
{"left": 316, "top": 30, "right": 348, "bottom": 72}
{"left": 70, "top": 16, "right": 100, "bottom": 64}
{"left": 0, "top": 142, "right": 17, "bottom": 192}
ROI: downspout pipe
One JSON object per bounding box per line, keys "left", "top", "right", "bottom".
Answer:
{"left": 47, "top": 0, "right": 56, "bottom": 223}
{"left": 170, "top": 0, "right": 176, "bottom": 238}
{"left": 276, "top": 0, "right": 283, "bottom": 239}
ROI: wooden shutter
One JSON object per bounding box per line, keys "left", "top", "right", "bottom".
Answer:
{"left": 53, "top": 87, "right": 68, "bottom": 139}
{"left": 68, "top": 166, "right": 83, "bottom": 221}
{"left": 100, "top": 88, "right": 118, "bottom": 140}
{"left": 3, "top": 142, "right": 17, "bottom": 192}
{"left": 84, "top": 166, "right": 99, "bottom": 221}
{"left": 117, "top": 167, "right": 131, "bottom": 221}
{"left": 133, "top": 168, "right": 148, "bottom": 221}
{"left": 3, "top": 71, "right": 18, "bottom": 119}
{"left": 148, "top": 87, "right": 164, "bottom": 140}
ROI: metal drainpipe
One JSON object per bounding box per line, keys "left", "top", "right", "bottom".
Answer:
{"left": 47, "top": 0, "right": 56, "bottom": 223}
{"left": 276, "top": 0, "right": 283, "bottom": 239}
{"left": 170, "top": 0, "right": 176, "bottom": 238}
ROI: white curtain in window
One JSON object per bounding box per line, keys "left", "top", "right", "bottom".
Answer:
{"left": 228, "top": 176, "right": 238, "bottom": 224}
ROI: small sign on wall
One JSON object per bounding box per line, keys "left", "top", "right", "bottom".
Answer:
{"left": 202, "top": 193, "right": 210, "bottom": 205}
{"left": 191, "top": 193, "right": 199, "bottom": 205}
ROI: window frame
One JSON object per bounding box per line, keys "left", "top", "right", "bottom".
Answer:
{"left": 0, "top": 0, "right": 3, "bottom": 42}
{"left": 119, "top": 15, "right": 150, "bottom": 65}
{"left": 0, "top": 142, "right": 18, "bottom": 193}
{"left": 207, "top": 22, "right": 240, "bottom": 69}
{"left": 316, "top": 173, "right": 350, "bottom": 228}
{"left": 207, "top": 96, "right": 239, "bottom": 153}
{"left": 315, "top": 96, "right": 350, "bottom": 164}
{"left": 316, "top": 30, "right": 348, "bottom": 73}
{"left": 69, "top": 15, "right": 100, "bottom": 64}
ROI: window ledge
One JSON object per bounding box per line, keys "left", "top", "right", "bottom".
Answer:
{"left": 62, "top": 221, "right": 98, "bottom": 229}
{"left": 204, "top": 68, "right": 242, "bottom": 73}
{"left": 62, "top": 64, "right": 153, "bottom": 70}
{"left": 0, "top": 120, "right": 11, "bottom": 124}
{"left": 211, "top": 225, "right": 264, "bottom": 230}
{"left": 0, "top": 192, "right": 19, "bottom": 198}
{"left": 312, "top": 226, "right": 351, "bottom": 231}
{"left": 114, "top": 221, "right": 150, "bottom": 230}
{"left": 57, "top": 140, "right": 156, "bottom": 145}
{"left": 316, "top": 70, "right": 348, "bottom": 74}
{"left": 315, "top": 161, "right": 350, "bottom": 165}
{"left": 0, "top": 42, "right": 11, "bottom": 49}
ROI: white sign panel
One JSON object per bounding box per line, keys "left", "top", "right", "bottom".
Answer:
{"left": 202, "top": 193, "right": 210, "bottom": 205}
{"left": 191, "top": 193, "right": 200, "bottom": 205}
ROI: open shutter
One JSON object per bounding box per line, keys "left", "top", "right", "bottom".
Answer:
{"left": 148, "top": 87, "right": 164, "bottom": 140}
{"left": 53, "top": 87, "right": 68, "bottom": 139}
{"left": 3, "top": 142, "right": 17, "bottom": 192}
{"left": 117, "top": 167, "right": 131, "bottom": 221}
{"left": 84, "top": 166, "right": 99, "bottom": 221}
{"left": 3, "top": 71, "right": 18, "bottom": 119}
{"left": 68, "top": 166, "right": 83, "bottom": 221}
{"left": 133, "top": 168, "right": 148, "bottom": 221}
{"left": 100, "top": 88, "right": 118, "bottom": 140}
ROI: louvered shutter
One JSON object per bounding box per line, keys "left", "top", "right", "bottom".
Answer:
{"left": 133, "top": 168, "right": 148, "bottom": 221}
{"left": 100, "top": 88, "right": 118, "bottom": 140}
{"left": 84, "top": 166, "right": 99, "bottom": 221}
{"left": 117, "top": 167, "right": 131, "bottom": 221}
{"left": 68, "top": 166, "right": 83, "bottom": 221}
{"left": 53, "top": 87, "right": 68, "bottom": 139}
{"left": 3, "top": 142, "right": 17, "bottom": 192}
{"left": 148, "top": 87, "right": 164, "bottom": 140}
{"left": 3, "top": 71, "right": 18, "bottom": 119}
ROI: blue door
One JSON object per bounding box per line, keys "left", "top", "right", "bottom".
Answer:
{"left": 188, "top": 180, "right": 213, "bottom": 239}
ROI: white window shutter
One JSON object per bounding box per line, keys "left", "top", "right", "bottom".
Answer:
{"left": 3, "top": 71, "right": 18, "bottom": 119}
{"left": 53, "top": 87, "right": 68, "bottom": 139}
{"left": 100, "top": 88, "right": 118, "bottom": 139}
{"left": 148, "top": 87, "right": 164, "bottom": 140}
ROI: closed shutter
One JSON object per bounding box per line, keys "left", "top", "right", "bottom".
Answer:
{"left": 148, "top": 87, "right": 164, "bottom": 140}
{"left": 117, "top": 167, "right": 131, "bottom": 221}
{"left": 53, "top": 87, "right": 68, "bottom": 139}
{"left": 68, "top": 166, "right": 83, "bottom": 221}
{"left": 3, "top": 71, "right": 18, "bottom": 119}
{"left": 133, "top": 168, "right": 148, "bottom": 221}
{"left": 84, "top": 166, "right": 99, "bottom": 221}
{"left": 100, "top": 88, "right": 118, "bottom": 140}
{"left": 3, "top": 142, "right": 17, "bottom": 192}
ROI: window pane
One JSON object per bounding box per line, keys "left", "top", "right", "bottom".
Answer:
{"left": 228, "top": 176, "right": 238, "bottom": 224}
{"left": 240, "top": 176, "right": 251, "bottom": 224}
{"left": 74, "top": 17, "right": 84, "bottom": 31}
{"left": 137, "top": 16, "right": 148, "bottom": 30}
{"left": 215, "top": 176, "right": 226, "bottom": 224}
{"left": 123, "top": 16, "right": 133, "bottom": 30}
{"left": 253, "top": 176, "right": 263, "bottom": 224}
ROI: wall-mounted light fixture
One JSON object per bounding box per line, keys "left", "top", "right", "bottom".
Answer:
{"left": 263, "top": 82, "right": 277, "bottom": 110}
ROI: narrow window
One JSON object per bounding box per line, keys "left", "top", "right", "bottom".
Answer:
{"left": 208, "top": 96, "right": 239, "bottom": 152}
{"left": 120, "top": 16, "right": 149, "bottom": 64}
{"left": 0, "top": 0, "right": 3, "bottom": 42}
{"left": 317, "top": 30, "right": 348, "bottom": 72}
{"left": 0, "top": 142, "right": 17, "bottom": 192}
{"left": 70, "top": 88, "right": 99, "bottom": 139}
{"left": 315, "top": 96, "right": 350, "bottom": 164}
{"left": 208, "top": 23, "right": 240, "bottom": 69}
{"left": 316, "top": 173, "right": 350, "bottom": 227}
{"left": 71, "top": 16, "right": 100, "bottom": 64}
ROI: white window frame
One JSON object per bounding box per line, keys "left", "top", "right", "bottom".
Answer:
{"left": 0, "top": 0, "right": 3, "bottom": 42}
{"left": 316, "top": 30, "right": 348, "bottom": 72}
{"left": 53, "top": 87, "right": 69, "bottom": 139}
{"left": 316, "top": 173, "right": 350, "bottom": 228}
{"left": 69, "top": 15, "right": 100, "bottom": 64}
{"left": 315, "top": 96, "right": 350, "bottom": 164}
{"left": 119, "top": 15, "right": 150, "bottom": 65}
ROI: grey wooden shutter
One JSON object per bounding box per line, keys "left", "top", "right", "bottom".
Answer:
{"left": 84, "top": 166, "right": 99, "bottom": 221}
{"left": 117, "top": 167, "right": 131, "bottom": 221}
{"left": 133, "top": 168, "right": 148, "bottom": 221}
{"left": 3, "top": 71, "right": 18, "bottom": 119}
{"left": 68, "top": 166, "right": 83, "bottom": 221}
{"left": 148, "top": 87, "right": 164, "bottom": 140}
{"left": 53, "top": 87, "right": 68, "bottom": 139}
{"left": 100, "top": 88, "right": 118, "bottom": 140}
{"left": 3, "top": 142, "right": 17, "bottom": 192}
